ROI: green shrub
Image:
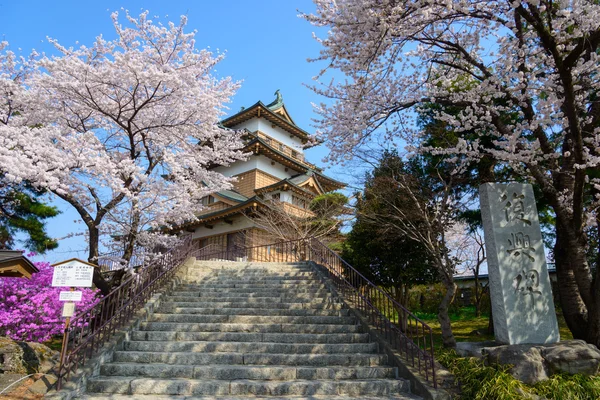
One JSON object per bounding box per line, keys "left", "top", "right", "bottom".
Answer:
{"left": 438, "top": 350, "right": 600, "bottom": 400}
{"left": 534, "top": 373, "right": 600, "bottom": 400}
{"left": 438, "top": 350, "right": 529, "bottom": 400}
{"left": 408, "top": 283, "right": 462, "bottom": 315}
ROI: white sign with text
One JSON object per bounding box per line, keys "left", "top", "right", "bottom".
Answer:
{"left": 52, "top": 261, "right": 94, "bottom": 288}
{"left": 59, "top": 291, "right": 83, "bottom": 302}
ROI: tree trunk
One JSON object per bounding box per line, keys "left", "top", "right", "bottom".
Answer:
{"left": 554, "top": 229, "right": 589, "bottom": 339}
{"left": 487, "top": 305, "right": 494, "bottom": 335}
{"left": 87, "top": 225, "right": 113, "bottom": 296}
{"left": 586, "top": 267, "right": 600, "bottom": 347}
{"left": 474, "top": 276, "right": 482, "bottom": 318}
{"left": 394, "top": 284, "right": 410, "bottom": 332}
{"left": 438, "top": 276, "right": 457, "bottom": 348}
{"left": 123, "top": 209, "right": 141, "bottom": 264}
{"left": 88, "top": 225, "right": 100, "bottom": 264}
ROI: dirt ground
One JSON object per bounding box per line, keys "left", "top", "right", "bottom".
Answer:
{"left": 0, "top": 374, "right": 47, "bottom": 400}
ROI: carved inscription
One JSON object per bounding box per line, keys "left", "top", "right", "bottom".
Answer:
{"left": 513, "top": 268, "right": 541, "bottom": 296}
{"left": 507, "top": 232, "right": 535, "bottom": 262}
{"left": 501, "top": 190, "right": 540, "bottom": 297}
{"left": 501, "top": 192, "right": 532, "bottom": 225}
{"left": 480, "top": 182, "right": 560, "bottom": 344}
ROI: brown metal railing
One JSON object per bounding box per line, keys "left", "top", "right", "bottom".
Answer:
{"left": 97, "top": 247, "right": 145, "bottom": 273}
{"left": 193, "top": 237, "right": 436, "bottom": 386}
{"left": 56, "top": 235, "right": 192, "bottom": 389}
{"left": 192, "top": 239, "right": 305, "bottom": 263}
{"left": 57, "top": 236, "right": 435, "bottom": 390}
{"left": 307, "top": 238, "right": 437, "bottom": 387}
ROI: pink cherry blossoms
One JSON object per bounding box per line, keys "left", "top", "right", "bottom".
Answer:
{"left": 304, "top": 0, "right": 600, "bottom": 346}
{"left": 0, "top": 11, "right": 246, "bottom": 263}
{"left": 0, "top": 260, "right": 99, "bottom": 342}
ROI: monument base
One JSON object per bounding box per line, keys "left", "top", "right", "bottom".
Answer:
{"left": 456, "top": 340, "right": 600, "bottom": 385}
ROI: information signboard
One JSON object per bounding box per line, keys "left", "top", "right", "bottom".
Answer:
{"left": 51, "top": 259, "right": 94, "bottom": 288}
{"left": 59, "top": 291, "right": 83, "bottom": 302}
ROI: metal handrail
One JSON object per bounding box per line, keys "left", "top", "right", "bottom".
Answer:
{"left": 194, "top": 239, "right": 304, "bottom": 263}
{"left": 307, "top": 238, "right": 437, "bottom": 387}
{"left": 193, "top": 237, "right": 436, "bottom": 386}
{"left": 57, "top": 236, "right": 435, "bottom": 390}
{"left": 190, "top": 243, "right": 223, "bottom": 259}
{"left": 97, "top": 247, "right": 146, "bottom": 272}
{"left": 56, "top": 235, "right": 192, "bottom": 389}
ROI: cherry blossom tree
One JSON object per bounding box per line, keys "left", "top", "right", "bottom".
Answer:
{"left": 305, "top": 0, "right": 600, "bottom": 346}
{"left": 0, "top": 12, "right": 245, "bottom": 267}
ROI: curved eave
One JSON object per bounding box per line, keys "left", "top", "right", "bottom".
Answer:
{"left": 0, "top": 251, "right": 39, "bottom": 279}
{"left": 221, "top": 102, "right": 310, "bottom": 143}
{"left": 246, "top": 138, "right": 345, "bottom": 192}
{"left": 314, "top": 171, "right": 346, "bottom": 192}
{"left": 255, "top": 180, "right": 317, "bottom": 198}
{"left": 246, "top": 138, "right": 309, "bottom": 173}
{"left": 174, "top": 198, "right": 260, "bottom": 231}
{"left": 213, "top": 192, "right": 247, "bottom": 204}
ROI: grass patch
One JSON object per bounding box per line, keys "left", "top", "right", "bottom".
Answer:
{"left": 534, "top": 373, "right": 600, "bottom": 400}
{"left": 415, "top": 306, "right": 573, "bottom": 353}
{"left": 43, "top": 336, "right": 63, "bottom": 352}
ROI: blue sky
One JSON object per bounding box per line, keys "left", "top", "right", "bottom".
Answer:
{"left": 0, "top": 0, "right": 353, "bottom": 263}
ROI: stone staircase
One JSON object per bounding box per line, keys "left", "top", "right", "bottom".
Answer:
{"left": 80, "top": 262, "right": 419, "bottom": 399}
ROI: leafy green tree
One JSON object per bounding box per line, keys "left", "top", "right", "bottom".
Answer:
{"left": 0, "top": 179, "right": 59, "bottom": 253}
{"left": 350, "top": 149, "right": 462, "bottom": 347}
{"left": 342, "top": 214, "right": 436, "bottom": 309}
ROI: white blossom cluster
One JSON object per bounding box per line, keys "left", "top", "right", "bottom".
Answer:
{"left": 0, "top": 11, "right": 245, "bottom": 250}
{"left": 305, "top": 0, "right": 600, "bottom": 229}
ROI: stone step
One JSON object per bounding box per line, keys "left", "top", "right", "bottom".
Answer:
{"left": 113, "top": 352, "right": 387, "bottom": 366}
{"left": 87, "top": 377, "right": 407, "bottom": 396}
{"left": 163, "top": 296, "right": 337, "bottom": 304}
{"left": 155, "top": 307, "right": 348, "bottom": 317}
{"left": 131, "top": 331, "right": 369, "bottom": 344}
{"left": 210, "top": 271, "right": 316, "bottom": 276}
{"left": 205, "top": 266, "right": 315, "bottom": 272}
{"left": 181, "top": 283, "right": 326, "bottom": 290}
{"left": 123, "top": 340, "right": 378, "bottom": 354}
{"left": 150, "top": 314, "right": 355, "bottom": 325}
{"left": 172, "top": 288, "right": 329, "bottom": 295}
{"left": 100, "top": 363, "right": 397, "bottom": 380}
{"left": 81, "top": 262, "right": 417, "bottom": 399}
{"left": 78, "top": 394, "right": 420, "bottom": 400}
{"left": 183, "top": 282, "right": 321, "bottom": 289}
{"left": 139, "top": 322, "right": 361, "bottom": 334}
{"left": 157, "top": 301, "right": 345, "bottom": 310}
{"left": 180, "top": 278, "right": 322, "bottom": 285}
{"left": 166, "top": 292, "right": 329, "bottom": 303}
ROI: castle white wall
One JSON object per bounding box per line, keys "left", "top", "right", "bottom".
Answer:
{"left": 237, "top": 119, "right": 259, "bottom": 132}
{"left": 213, "top": 155, "right": 296, "bottom": 181}
{"left": 213, "top": 157, "right": 259, "bottom": 177}
{"left": 233, "top": 118, "right": 304, "bottom": 152}
{"left": 256, "top": 120, "right": 304, "bottom": 152}
{"left": 280, "top": 191, "right": 292, "bottom": 203}
{"left": 255, "top": 156, "right": 293, "bottom": 180}
{"left": 192, "top": 215, "right": 255, "bottom": 240}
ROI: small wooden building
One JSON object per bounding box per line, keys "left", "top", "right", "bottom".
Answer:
{"left": 0, "top": 250, "right": 39, "bottom": 279}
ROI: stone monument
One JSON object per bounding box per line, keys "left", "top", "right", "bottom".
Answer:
{"left": 480, "top": 183, "right": 559, "bottom": 344}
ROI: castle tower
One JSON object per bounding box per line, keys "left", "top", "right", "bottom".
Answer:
{"left": 177, "top": 91, "right": 344, "bottom": 257}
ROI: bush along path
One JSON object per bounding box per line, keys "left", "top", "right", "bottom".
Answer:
{"left": 438, "top": 350, "right": 600, "bottom": 400}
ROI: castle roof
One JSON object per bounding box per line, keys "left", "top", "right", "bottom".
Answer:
{"left": 243, "top": 137, "right": 345, "bottom": 192}
{"left": 221, "top": 90, "right": 313, "bottom": 146}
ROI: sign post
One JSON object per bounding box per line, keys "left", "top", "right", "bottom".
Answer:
{"left": 52, "top": 258, "right": 96, "bottom": 373}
